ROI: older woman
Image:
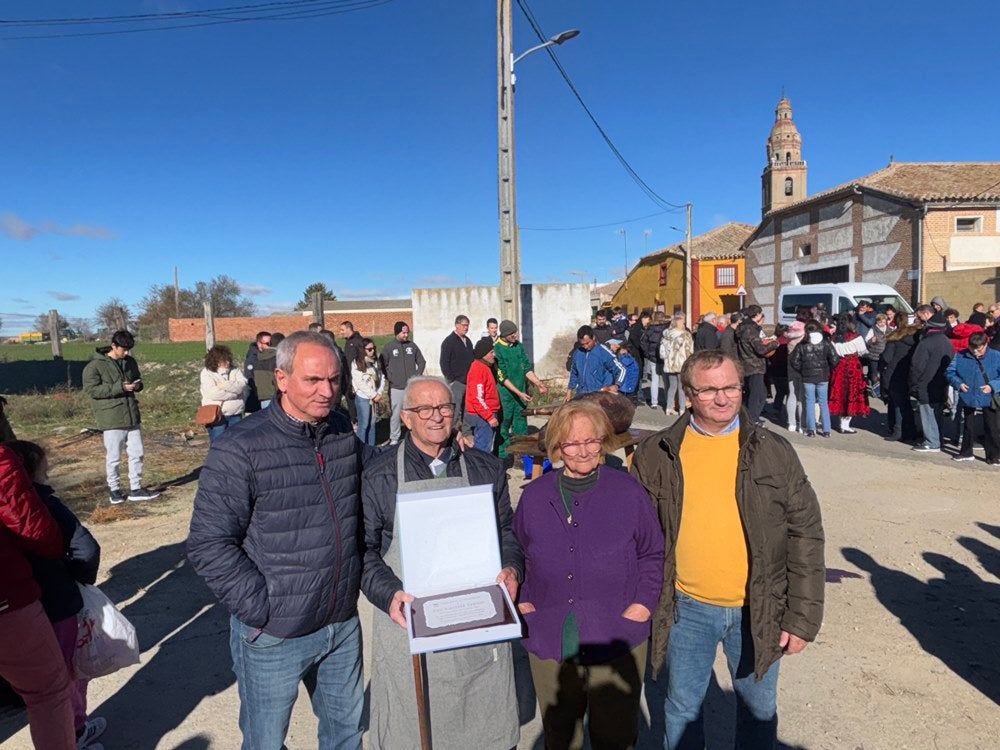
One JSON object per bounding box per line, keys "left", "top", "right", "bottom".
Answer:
{"left": 514, "top": 400, "right": 664, "bottom": 749}
{"left": 199, "top": 345, "right": 249, "bottom": 442}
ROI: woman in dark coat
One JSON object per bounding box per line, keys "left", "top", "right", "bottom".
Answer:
{"left": 881, "top": 322, "right": 923, "bottom": 442}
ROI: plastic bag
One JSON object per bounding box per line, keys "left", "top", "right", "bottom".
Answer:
{"left": 75, "top": 583, "right": 141, "bottom": 679}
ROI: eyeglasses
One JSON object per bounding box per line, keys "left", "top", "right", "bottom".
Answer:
{"left": 559, "top": 438, "right": 604, "bottom": 456}
{"left": 364, "top": 346, "right": 375, "bottom": 352}
{"left": 405, "top": 403, "right": 456, "bottom": 420}
{"left": 688, "top": 385, "right": 742, "bottom": 402}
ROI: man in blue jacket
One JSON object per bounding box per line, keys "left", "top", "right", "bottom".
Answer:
{"left": 565, "top": 325, "right": 626, "bottom": 401}
{"left": 187, "top": 331, "right": 377, "bottom": 749}
{"left": 946, "top": 331, "right": 1000, "bottom": 464}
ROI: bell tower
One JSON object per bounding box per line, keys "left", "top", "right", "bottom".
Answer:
{"left": 761, "top": 96, "right": 807, "bottom": 216}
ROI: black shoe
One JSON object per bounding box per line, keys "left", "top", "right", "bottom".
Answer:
{"left": 128, "top": 487, "right": 161, "bottom": 502}
{"left": 819, "top": 432, "right": 831, "bottom": 438}
{"left": 805, "top": 430, "right": 816, "bottom": 437}
{"left": 109, "top": 490, "right": 126, "bottom": 505}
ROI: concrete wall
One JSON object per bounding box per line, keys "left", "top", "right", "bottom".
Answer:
{"left": 412, "top": 283, "right": 590, "bottom": 383}
{"left": 924, "top": 267, "right": 1000, "bottom": 316}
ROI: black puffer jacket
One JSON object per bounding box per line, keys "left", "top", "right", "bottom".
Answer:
{"left": 360, "top": 439, "right": 523, "bottom": 614}
{"left": 881, "top": 324, "right": 922, "bottom": 394}
{"left": 693, "top": 321, "right": 719, "bottom": 351}
{"left": 641, "top": 324, "right": 667, "bottom": 362}
{"left": 187, "top": 398, "right": 377, "bottom": 638}
{"left": 909, "top": 328, "right": 954, "bottom": 404}
{"left": 789, "top": 335, "right": 840, "bottom": 384}
{"left": 30, "top": 483, "right": 100, "bottom": 623}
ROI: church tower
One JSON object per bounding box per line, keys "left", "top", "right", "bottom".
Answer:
{"left": 761, "top": 96, "right": 807, "bottom": 216}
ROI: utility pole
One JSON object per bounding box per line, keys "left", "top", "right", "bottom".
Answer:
{"left": 617, "top": 228, "right": 628, "bottom": 289}
{"left": 497, "top": 0, "right": 519, "bottom": 325}
{"left": 174, "top": 266, "right": 180, "bottom": 317}
{"left": 685, "top": 203, "right": 693, "bottom": 326}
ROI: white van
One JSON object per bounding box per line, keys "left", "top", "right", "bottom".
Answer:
{"left": 777, "top": 283, "right": 913, "bottom": 324}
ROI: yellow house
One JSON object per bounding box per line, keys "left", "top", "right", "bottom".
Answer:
{"left": 612, "top": 223, "right": 753, "bottom": 318}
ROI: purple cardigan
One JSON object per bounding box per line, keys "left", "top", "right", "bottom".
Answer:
{"left": 513, "top": 466, "right": 664, "bottom": 662}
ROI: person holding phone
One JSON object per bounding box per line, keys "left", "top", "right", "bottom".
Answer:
{"left": 82, "top": 329, "right": 160, "bottom": 505}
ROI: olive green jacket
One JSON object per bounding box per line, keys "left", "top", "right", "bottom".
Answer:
{"left": 82, "top": 349, "right": 143, "bottom": 430}
{"left": 630, "top": 411, "right": 825, "bottom": 679}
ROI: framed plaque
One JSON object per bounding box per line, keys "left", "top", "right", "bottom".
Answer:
{"left": 397, "top": 484, "right": 523, "bottom": 654}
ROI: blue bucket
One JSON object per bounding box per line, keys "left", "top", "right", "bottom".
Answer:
{"left": 523, "top": 456, "right": 553, "bottom": 479}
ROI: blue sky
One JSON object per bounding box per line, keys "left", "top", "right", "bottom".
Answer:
{"left": 2, "top": 0, "right": 999, "bottom": 335}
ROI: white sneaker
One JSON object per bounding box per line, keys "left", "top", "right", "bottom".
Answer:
{"left": 788, "top": 425, "right": 799, "bottom": 433}
{"left": 78, "top": 716, "right": 107, "bottom": 748}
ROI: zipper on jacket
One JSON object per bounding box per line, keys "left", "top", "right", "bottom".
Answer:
{"left": 312, "top": 432, "right": 343, "bottom": 623}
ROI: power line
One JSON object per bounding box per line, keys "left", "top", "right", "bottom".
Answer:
{"left": 0, "top": 0, "right": 395, "bottom": 40}
{"left": 514, "top": 0, "right": 686, "bottom": 211}
{"left": 520, "top": 207, "right": 684, "bottom": 232}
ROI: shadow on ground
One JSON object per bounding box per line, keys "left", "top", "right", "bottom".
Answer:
{"left": 842, "top": 539, "right": 1000, "bottom": 707}
{"left": 94, "top": 541, "right": 234, "bottom": 749}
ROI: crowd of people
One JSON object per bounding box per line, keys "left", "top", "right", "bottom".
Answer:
{"left": 182, "top": 331, "right": 824, "bottom": 749}
{"left": 615, "top": 297, "right": 1000, "bottom": 462}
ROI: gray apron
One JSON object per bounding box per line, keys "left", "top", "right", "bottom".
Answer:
{"left": 368, "top": 444, "right": 520, "bottom": 750}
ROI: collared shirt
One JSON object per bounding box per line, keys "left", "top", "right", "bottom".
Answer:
{"left": 688, "top": 413, "right": 740, "bottom": 437}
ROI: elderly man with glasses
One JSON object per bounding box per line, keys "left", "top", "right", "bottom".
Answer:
{"left": 631, "top": 349, "right": 825, "bottom": 750}
{"left": 360, "top": 375, "right": 523, "bottom": 750}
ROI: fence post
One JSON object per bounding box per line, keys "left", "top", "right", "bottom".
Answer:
{"left": 48, "top": 309, "right": 63, "bottom": 360}
{"left": 204, "top": 301, "right": 215, "bottom": 350}
{"left": 311, "top": 292, "right": 324, "bottom": 329}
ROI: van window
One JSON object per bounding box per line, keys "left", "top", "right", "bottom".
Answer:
{"left": 781, "top": 293, "right": 833, "bottom": 316}
{"left": 838, "top": 297, "right": 854, "bottom": 314}
{"left": 855, "top": 295, "right": 913, "bottom": 315}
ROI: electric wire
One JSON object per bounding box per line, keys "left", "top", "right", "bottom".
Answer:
{"left": 520, "top": 208, "right": 685, "bottom": 232}
{"left": 514, "top": 0, "right": 686, "bottom": 211}
{"left": 0, "top": 0, "right": 394, "bottom": 40}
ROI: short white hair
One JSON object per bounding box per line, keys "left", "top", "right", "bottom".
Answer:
{"left": 402, "top": 376, "right": 451, "bottom": 408}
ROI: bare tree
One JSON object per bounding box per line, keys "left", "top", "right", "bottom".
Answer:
{"left": 94, "top": 298, "right": 133, "bottom": 337}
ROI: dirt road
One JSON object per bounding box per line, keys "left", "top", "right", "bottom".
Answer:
{"left": 2, "top": 410, "right": 998, "bottom": 749}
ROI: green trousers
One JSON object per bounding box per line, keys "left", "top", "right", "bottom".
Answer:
{"left": 498, "top": 389, "right": 527, "bottom": 459}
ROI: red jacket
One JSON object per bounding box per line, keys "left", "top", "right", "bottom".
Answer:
{"left": 948, "top": 322, "right": 984, "bottom": 354}
{"left": 465, "top": 359, "right": 501, "bottom": 420}
{"left": 0, "top": 445, "right": 64, "bottom": 613}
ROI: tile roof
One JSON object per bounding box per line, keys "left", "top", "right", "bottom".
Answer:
{"left": 322, "top": 298, "right": 412, "bottom": 311}
{"left": 639, "top": 222, "right": 755, "bottom": 262}
{"left": 768, "top": 162, "right": 1000, "bottom": 215}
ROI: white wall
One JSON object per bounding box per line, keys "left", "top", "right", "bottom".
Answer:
{"left": 412, "top": 283, "right": 591, "bottom": 383}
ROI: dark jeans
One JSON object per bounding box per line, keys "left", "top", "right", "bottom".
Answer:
{"left": 207, "top": 414, "right": 242, "bottom": 444}
{"left": 744, "top": 373, "right": 766, "bottom": 423}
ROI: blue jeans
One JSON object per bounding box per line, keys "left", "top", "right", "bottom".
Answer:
{"left": 918, "top": 401, "right": 944, "bottom": 449}
{"left": 230, "top": 615, "right": 364, "bottom": 750}
{"left": 355, "top": 397, "right": 375, "bottom": 446}
{"left": 466, "top": 413, "right": 496, "bottom": 453}
{"left": 664, "top": 592, "right": 780, "bottom": 750}
{"left": 207, "top": 414, "right": 242, "bottom": 443}
{"left": 802, "top": 381, "right": 831, "bottom": 434}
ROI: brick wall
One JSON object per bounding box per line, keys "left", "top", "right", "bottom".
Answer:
{"left": 168, "top": 312, "right": 412, "bottom": 342}
{"left": 924, "top": 266, "right": 1000, "bottom": 316}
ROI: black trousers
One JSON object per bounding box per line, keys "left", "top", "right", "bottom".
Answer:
{"left": 959, "top": 406, "right": 1000, "bottom": 461}
{"left": 744, "top": 373, "right": 766, "bottom": 424}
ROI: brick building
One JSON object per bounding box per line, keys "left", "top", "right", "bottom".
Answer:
{"left": 168, "top": 298, "right": 412, "bottom": 343}
{"left": 744, "top": 97, "right": 1000, "bottom": 321}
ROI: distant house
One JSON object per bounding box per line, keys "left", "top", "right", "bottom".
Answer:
{"left": 745, "top": 97, "right": 1000, "bottom": 319}
{"left": 611, "top": 222, "right": 753, "bottom": 318}
{"left": 591, "top": 280, "right": 623, "bottom": 312}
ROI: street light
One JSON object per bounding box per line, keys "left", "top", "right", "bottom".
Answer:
{"left": 497, "top": 0, "right": 580, "bottom": 324}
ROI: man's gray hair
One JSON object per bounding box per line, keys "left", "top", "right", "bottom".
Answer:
{"left": 703, "top": 312, "right": 717, "bottom": 323}
{"left": 403, "top": 375, "right": 451, "bottom": 408}
{"left": 276, "top": 331, "right": 339, "bottom": 374}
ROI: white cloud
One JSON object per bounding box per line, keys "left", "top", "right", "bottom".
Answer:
{"left": 239, "top": 283, "right": 272, "bottom": 296}
{"left": 0, "top": 212, "right": 115, "bottom": 241}
{"left": 336, "top": 288, "right": 404, "bottom": 300}
{"left": 47, "top": 291, "right": 80, "bottom": 301}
